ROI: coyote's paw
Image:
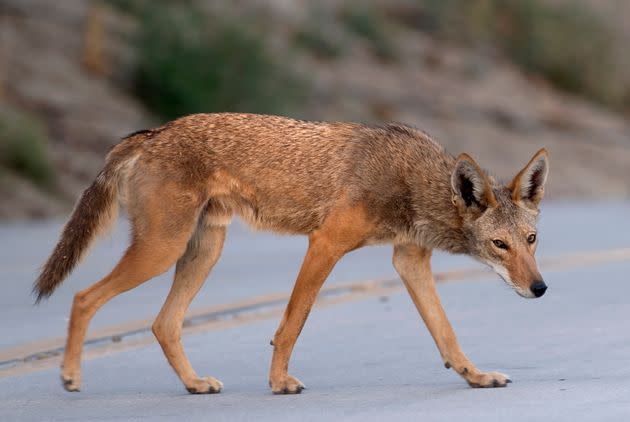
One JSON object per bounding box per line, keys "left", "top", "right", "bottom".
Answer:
{"left": 269, "top": 374, "right": 305, "bottom": 394}
{"left": 466, "top": 371, "right": 511, "bottom": 388}
{"left": 185, "top": 376, "right": 223, "bottom": 394}
{"left": 61, "top": 370, "right": 81, "bottom": 392}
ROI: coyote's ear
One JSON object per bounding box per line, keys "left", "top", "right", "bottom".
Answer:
{"left": 451, "top": 153, "right": 497, "bottom": 214}
{"left": 509, "top": 148, "right": 549, "bottom": 209}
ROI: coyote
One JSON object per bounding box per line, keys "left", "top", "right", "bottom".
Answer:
{"left": 35, "top": 113, "right": 549, "bottom": 394}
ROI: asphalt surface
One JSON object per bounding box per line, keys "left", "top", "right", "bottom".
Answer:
{"left": 1, "top": 201, "right": 629, "bottom": 421}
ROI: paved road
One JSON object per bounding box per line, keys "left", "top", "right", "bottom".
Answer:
{"left": 1, "top": 201, "right": 629, "bottom": 421}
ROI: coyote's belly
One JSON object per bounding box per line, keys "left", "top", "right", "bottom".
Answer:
{"left": 203, "top": 164, "right": 344, "bottom": 234}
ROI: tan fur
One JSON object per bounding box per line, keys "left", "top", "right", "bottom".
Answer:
{"left": 34, "top": 113, "right": 550, "bottom": 394}
{"left": 509, "top": 148, "right": 549, "bottom": 208}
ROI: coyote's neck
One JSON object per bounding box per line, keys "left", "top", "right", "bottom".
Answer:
{"left": 406, "top": 160, "right": 470, "bottom": 255}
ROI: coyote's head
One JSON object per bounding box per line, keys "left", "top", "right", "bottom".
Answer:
{"left": 451, "top": 149, "right": 549, "bottom": 298}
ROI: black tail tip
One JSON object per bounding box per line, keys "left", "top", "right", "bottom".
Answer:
{"left": 32, "top": 283, "right": 51, "bottom": 305}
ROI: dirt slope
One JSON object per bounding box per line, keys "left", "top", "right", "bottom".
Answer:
{"left": 0, "top": 0, "right": 628, "bottom": 219}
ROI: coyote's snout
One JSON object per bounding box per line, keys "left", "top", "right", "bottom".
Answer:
{"left": 34, "top": 113, "right": 549, "bottom": 394}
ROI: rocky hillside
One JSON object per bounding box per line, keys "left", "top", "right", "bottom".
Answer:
{"left": 0, "top": 0, "right": 628, "bottom": 219}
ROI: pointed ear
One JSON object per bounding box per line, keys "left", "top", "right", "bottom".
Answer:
{"left": 451, "top": 153, "right": 497, "bottom": 214}
{"left": 509, "top": 148, "right": 549, "bottom": 208}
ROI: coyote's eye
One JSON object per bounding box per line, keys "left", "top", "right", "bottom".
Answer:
{"left": 527, "top": 233, "right": 537, "bottom": 244}
{"left": 492, "top": 239, "right": 508, "bottom": 250}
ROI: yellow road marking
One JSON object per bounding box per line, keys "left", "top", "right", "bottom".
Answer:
{"left": 1, "top": 247, "right": 628, "bottom": 379}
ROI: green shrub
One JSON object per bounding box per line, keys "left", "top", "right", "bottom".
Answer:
{"left": 0, "top": 110, "right": 54, "bottom": 188}
{"left": 294, "top": 26, "right": 344, "bottom": 60}
{"left": 410, "top": 0, "right": 619, "bottom": 108}
{"left": 106, "top": 0, "right": 148, "bottom": 16}
{"left": 499, "top": 1, "right": 616, "bottom": 105}
{"left": 131, "top": 4, "right": 304, "bottom": 119}
{"left": 341, "top": 7, "right": 397, "bottom": 62}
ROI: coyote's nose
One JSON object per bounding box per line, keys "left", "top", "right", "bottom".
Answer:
{"left": 530, "top": 281, "right": 547, "bottom": 298}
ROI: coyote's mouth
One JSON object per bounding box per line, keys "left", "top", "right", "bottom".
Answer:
{"left": 487, "top": 262, "right": 536, "bottom": 299}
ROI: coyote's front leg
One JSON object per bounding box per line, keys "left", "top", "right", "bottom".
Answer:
{"left": 269, "top": 231, "right": 357, "bottom": 394}
{"left": 269, "top": 204, "right": 374, "bottom": 394}
{"left": 392, "top": 244, "right": 511, "bottom": 388}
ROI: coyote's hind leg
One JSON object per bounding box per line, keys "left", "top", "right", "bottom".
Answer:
{"left": 61, "top": 186, "right": 202, "bottom": 392}
{"left": 153, "top": 221, "right": 226, "bottom": 394}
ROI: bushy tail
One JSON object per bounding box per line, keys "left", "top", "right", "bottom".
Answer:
{"left": 33, "top": 168, "right": 119, "bottom": 303}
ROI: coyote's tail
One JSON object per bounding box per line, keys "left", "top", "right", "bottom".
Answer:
{"left": 33, "top": 168, "right": 119, "bottom": 303}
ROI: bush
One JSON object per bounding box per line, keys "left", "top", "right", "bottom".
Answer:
{"left": 500, "top": 1, "right": 616, "bottom": 105}
{"left": 409, "top": 0, "right": 619, "bottom": 108}
{"left": 341, "top": 7, "right": 397, "bottom": 62}
{"left": 130, "top": 4, "right": 304, "bottom": 119}
{"left": 0, "top": 109, "right": 54, "bottom": 188}
{"left": 106, "top": 0, "right": 148, "bottom": 17}
{"left": 294, "top": 26, "right": 344, "bottom": 60}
